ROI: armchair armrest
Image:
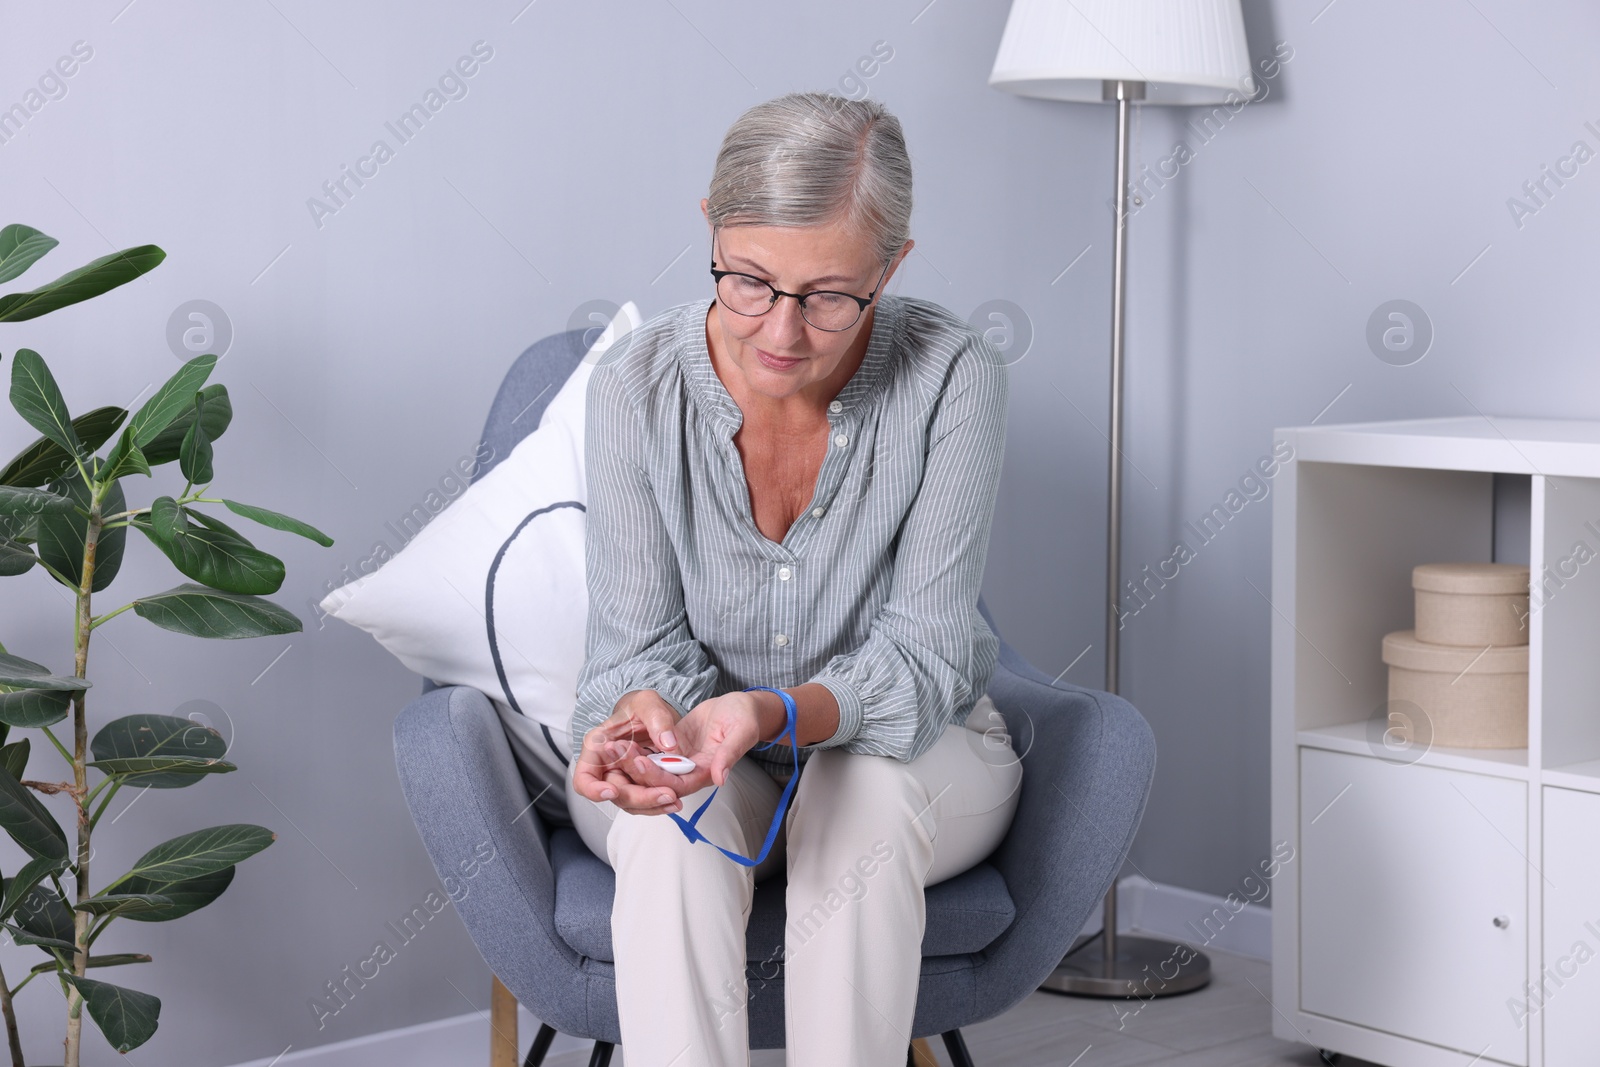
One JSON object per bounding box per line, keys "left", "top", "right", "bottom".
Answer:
{"left": 967, "top": 664, "right": 1157, "bottom": 1021}
{"left": 393, "top": 683, "right": 613, "bottom": 1037}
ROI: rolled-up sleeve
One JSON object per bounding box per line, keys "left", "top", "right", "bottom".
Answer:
{"left": 806, "top": 333, "right": 1009, "bottom": 764}
{"left": 569, "top": 362, "right": 719, "bottom": 761}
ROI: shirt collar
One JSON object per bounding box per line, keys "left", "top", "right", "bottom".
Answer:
{"left": 680, "top": 293, "right": 903, "bottom": 432}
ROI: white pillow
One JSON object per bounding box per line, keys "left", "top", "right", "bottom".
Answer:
{"left": 319, "top": 302, "right": 641, "bottom": 788}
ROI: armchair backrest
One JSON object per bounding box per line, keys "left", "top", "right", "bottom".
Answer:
{"left": 476, "top": 326, "right": 593, "bottom": 482}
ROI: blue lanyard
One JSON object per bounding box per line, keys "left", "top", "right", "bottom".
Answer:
{"left": 666, "top": 686, "right": 799, "bottom": 867}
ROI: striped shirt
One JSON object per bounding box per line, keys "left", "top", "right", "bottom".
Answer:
{"left": 569, "top": 292, "right": 1008, "bottom": 780}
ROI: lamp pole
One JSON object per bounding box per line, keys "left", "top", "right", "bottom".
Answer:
{"left": 1105, "top": 77, "right": 1138, "bottom": 703}
{"left": 1039, "top": 78, "right": 1212, "bottom": 999}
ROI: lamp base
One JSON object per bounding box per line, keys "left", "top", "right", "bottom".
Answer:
{"left": 1038, "top": 933, "right": 1211, "bottom": 998}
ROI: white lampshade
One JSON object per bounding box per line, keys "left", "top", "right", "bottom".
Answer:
{"left": 989, "top": 0, "right": 1255, "bottom": 105}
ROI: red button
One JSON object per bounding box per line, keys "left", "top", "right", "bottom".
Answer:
{"left": 649, "top": 752, "right": 696, "bottom": 775}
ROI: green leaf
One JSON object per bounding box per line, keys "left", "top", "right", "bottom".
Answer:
{"left": 35, "top": 459, "right": 124, "bottom": 592}
{"left": 222, "top": 498, "right": 334, "bottom": 547}
{"left": 64, "top": 974, "right": 161, "bottom": 1052}
{"left": 130, "top": 513, "right": 284, "bottom": 595}
{"left": 9, "top": 350, "right": 81, "bottom": 459}
{"left": 149, "top": 495, "right": 182, "bottom": 543}
{"left": 97, "top": 432, "right": 150, "bottom": 483}
{"left": 0, "top": 652, "right": 91, "bottom": 691}
{"left": 3, "top": 878, "right": 74, "bottom": 944}
{"left": 183, "top": 505, "right": 250, "bottom": 542}
{"left": 31, "top": 951, "right": 151, "bottom": 975}
{"left": 0, "top": 485, "right": 76, "bottom": 519}
{"left": 117, "top": 866, "right": 234, "bottom": 923}
{"left": 91, "top": 711, "right": 226, "bottom": 759}
{"left": 70, "top": 406, "right": 129, "bottom": 456}
{"left": 91, "top": 713, "right": 229, "bottom": 789}
{"left": 0, "top": 763, "right": 68, "bottom": 860}
{"left": 95, "top": 355, "right": 215, "bottom": 484}
{"left": 0, "top": 244, "right": 165, "bottom": 323}
{"left": 0, "top": 405, "right": 127, "bottom": 487}
{"left": 0, "top": 654, "right": 80, "bottom": 728}
{"left": 0, "top": 533, "right": 35, "bottom": 577}
{"left": 73, "top": 893, "right": 174, "bottom": 917}
{"left": 179, "top": 393, "right": 214, "bottom": 484}
{"left": 1, "top": 738, "right": 30, "bottom": 782}
{"left": 130, "top": 582, "right": 301, "bottom": 638}
{"left": 2, "top": 920, "right": 74, "bottom": 952}
{"left": 0, "top": 687, "right": 72, "bottom": 728}
{"left": 141, "top": 383, "right": 230, "bottom": 466}
{"left": 108, "top": 824, "right": 274, "bottom": 888}
{"left": 88, "top": 756, "right": 235, "bottom": 781}
{"left": 122, "top": 354, "right": 216, "bottom": 451}
{"left": 0, "top": 224, "right": 59, "bottom": 284}
{"left": 0, "top": 855, "right": 67, "bottom": 921}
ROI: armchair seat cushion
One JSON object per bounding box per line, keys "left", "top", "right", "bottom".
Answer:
{"left": 549, "top": 827, "right": 1015, "bottom": 963}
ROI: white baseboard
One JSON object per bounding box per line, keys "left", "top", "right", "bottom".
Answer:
{"left": 1073, "top": 874, "right": 1272, "bottom": 962}
{"left": 224, "top": 1004, "right": 589, "bottom": 1067}
{"left": 228, "top": 877, "right": 1268, "bottom": 1066}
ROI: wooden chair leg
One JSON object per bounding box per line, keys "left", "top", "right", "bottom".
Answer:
{"left": 490, "top": 974, "right": 519, "bottom": 1067}
{"left": 910, "top": 1036, "right": 941, "bottom": 1064}
{"left": 587, "top": 1041, "right": 615, "bottom": 1067}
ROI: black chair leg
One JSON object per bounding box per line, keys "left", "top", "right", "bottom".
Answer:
{"left": 587, "top": 1040, "right": 615, "bottom": 1067}
{"left": 523, "top": 1022, "right": 557, "bottom": 1067}
{"left": 941, "top": 1028, "right": 976, "bottom": 1067}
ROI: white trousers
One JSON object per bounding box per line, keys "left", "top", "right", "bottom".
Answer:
{"left": 564, "top": 693, "right": 1023, "bottom": 1067}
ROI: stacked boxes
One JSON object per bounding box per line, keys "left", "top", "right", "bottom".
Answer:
{"left": 1380, "top": 562, "right": 1531, "bottom": 749}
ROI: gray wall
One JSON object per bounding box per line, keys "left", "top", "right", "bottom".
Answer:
{"left": 1, "top": 0, "right": 1594, "bottom": 1062}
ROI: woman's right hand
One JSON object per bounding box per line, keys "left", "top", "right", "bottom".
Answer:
{"left": 572, "top": 690, "right": 688, "bottom": 815}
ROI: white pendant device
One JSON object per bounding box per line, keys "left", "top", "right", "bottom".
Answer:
{"left": 648, "top": 752, "right": 696, "bottom": 775}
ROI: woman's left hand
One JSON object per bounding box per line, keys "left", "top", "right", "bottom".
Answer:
{"left": 608, "top": 690, "right": 774, "bottom": 803}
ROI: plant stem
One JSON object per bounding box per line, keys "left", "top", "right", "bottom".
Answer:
{"left": 61, "top": 485, "right": 102, "bottom": 1067}
{"left": 14, "top": 549, "right": 76, "bottom": 591}
{"left": 99, "top": 483, "right": 211, "bottom": 525}
{"left": 88, "top": 779, "right": 122, "bottom": 831}
{"left": 85, "top": 916, "right": 112, "bottom": 949}
{"left": 39, "top": 727, "right": 74, "bottom": 769}
{"left": 82, "top": 776, "right": 114, "bottom": 809}
{"left": 0, "top": 957, "right": 25, "bottom": 1067}
{"left": 87, "top": 602, "right": 134, "bottom": 630}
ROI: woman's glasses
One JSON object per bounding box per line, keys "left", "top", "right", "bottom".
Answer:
{"left": 710, "top": 235, "right": 891, "bottom": 332}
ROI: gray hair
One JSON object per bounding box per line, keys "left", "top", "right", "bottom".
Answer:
{"left": 706, "top": 91, "right": 912, "bottom": 270}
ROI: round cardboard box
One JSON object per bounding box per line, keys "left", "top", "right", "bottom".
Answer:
{"left": 1413, "top": 562, "right": 1529, "bottom": 647}
{"left": 1382, "top": 629, "right": 1527, "bottom": 748}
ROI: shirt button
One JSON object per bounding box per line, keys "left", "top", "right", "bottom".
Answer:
{"left": 833, "top": 433, "right": 849, "bottom": 447}
{"left": 774, "top": 633, "right": 789, "bottom": 647}
{"left": 829, "top": 400, "right": 843, "bottom": 413}
{"left": 778, "top": 566, "right": 792, "bottom": 581}
{"left": 812, "top": 506, "right": 826, "bottom": 518}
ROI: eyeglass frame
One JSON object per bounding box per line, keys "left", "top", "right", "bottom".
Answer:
{"left": 708, "top": 231, "right": 894, "bottom": 333}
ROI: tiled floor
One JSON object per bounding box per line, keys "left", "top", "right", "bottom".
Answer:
{"left": 539, "top": 948, "right": 1385, "bottom": 1066}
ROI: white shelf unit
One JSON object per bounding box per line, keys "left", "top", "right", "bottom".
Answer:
{"left": 1271, "top": 416, "right": 1600, "bottom": 1067}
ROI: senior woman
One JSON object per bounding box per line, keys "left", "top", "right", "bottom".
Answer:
{"left": 565, "top": 90, "right": 1021, "bottom": 1067}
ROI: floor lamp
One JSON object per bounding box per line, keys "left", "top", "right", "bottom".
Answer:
{"left": 988, "top": 0, "right": 1257, "bottom": 998}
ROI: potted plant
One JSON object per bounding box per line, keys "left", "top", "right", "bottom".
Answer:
{"left": 0, "top": 224, "right": 332, "bottom": 1065}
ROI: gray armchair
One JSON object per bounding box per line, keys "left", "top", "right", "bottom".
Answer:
{"left": 392, "top": 325, "right": 1158, "bottom": 1066}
